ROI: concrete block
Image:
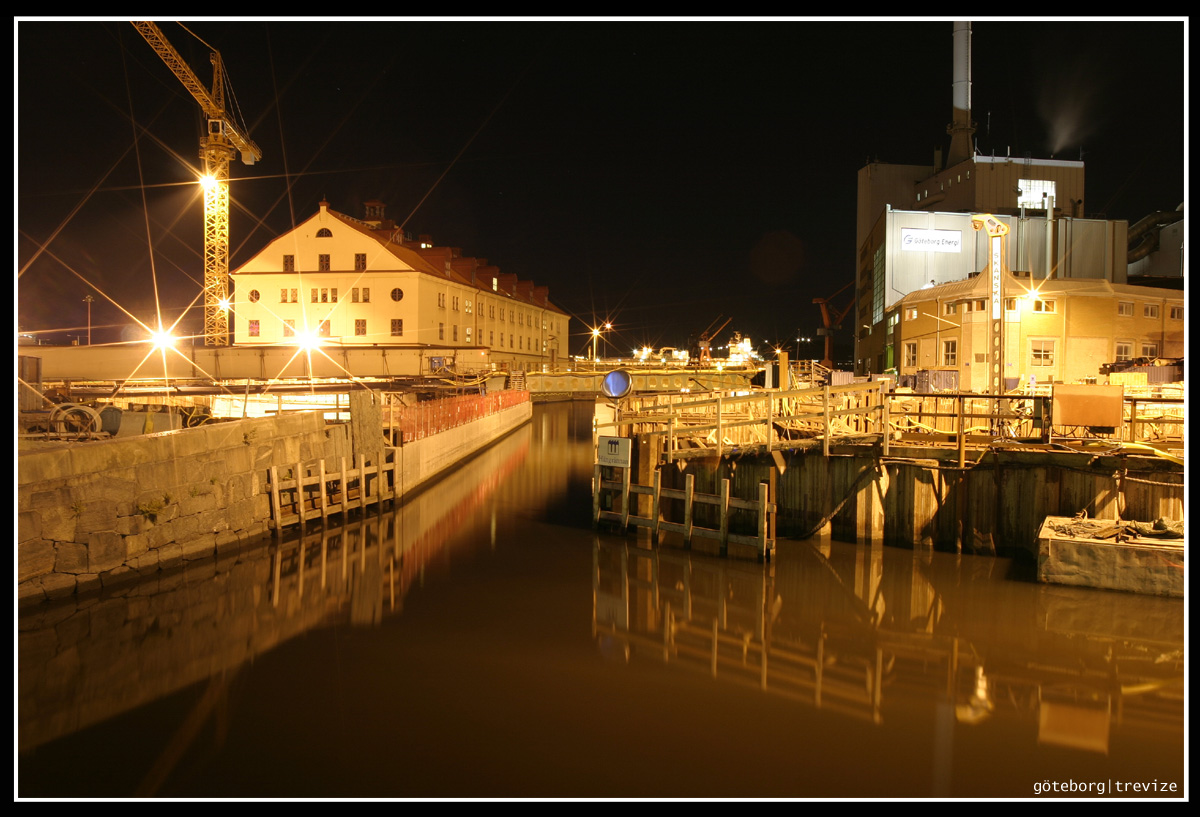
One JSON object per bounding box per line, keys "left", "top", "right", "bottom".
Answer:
{"left": 181, "top": 533, "right": 217, "bottom": 561}
{"left": 17, "top": 447, "right": 73, "bottom": 486}
{"left": 87, "top": 530, "right": 126, "bottom": 573}
{"left": 54, "top": 541, "right": 89, "bottom": 574}
{"left": 73, "top": 573, "right": 102, "bottom": 596}
{"left": 18, "top": 510, "right": 41, "bottom": 543}
{"left": 18, "top": 538, "right": 55, "bottom": 583}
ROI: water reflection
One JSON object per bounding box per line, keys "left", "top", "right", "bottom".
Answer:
{"left": 17, "top": 401, "right": 1185, "bottom": 799}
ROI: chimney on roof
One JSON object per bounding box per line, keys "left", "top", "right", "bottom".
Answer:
{"left": 946, "top": 21, "right": 975, "bottom": 168}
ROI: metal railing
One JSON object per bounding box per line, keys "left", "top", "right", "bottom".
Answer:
{"left": 382, "top": 389, "right": 529, "bottom": 443}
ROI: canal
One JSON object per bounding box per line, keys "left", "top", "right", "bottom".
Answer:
{"left": 17, "top": 401, "right": 1186, "bottom": 800}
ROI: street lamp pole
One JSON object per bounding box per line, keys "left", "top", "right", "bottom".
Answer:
{"left": 83, "top": 295, "right": 94, "bottom": 345}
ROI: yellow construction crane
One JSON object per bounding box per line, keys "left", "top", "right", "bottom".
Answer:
{"left": 132, "top": 21, "right": 261, "bottom": 346}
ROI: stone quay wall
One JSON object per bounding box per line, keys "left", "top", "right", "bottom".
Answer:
{"left": 17, "top": 395, "right": 533, "bottom": 605}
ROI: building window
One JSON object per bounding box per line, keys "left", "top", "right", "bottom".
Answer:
{"left": 972, "top": 299, "right": 985, "bottom": 312}
{"left": 499, "top": 333, "right": 504, "bottom": 347}
{"left": 1032, "top": 299, "right": 1055, "bottom": 313}
{"left": 438, "top": 323, "right": 445, "bottom": 341}
{"left": 391, "top": 319, "right": 403, "bottom": 337}
{"left": 355, "top": 319, "right": 366, "bottom": 336}
{"left": 355, "top": 253, "right": 367, "bottom": 271}
{"left": 248, "top": 320, "right": 260, "bottom": 337}
{"left": 283, "top": 255, "right": 295, "bottom": 272}
{"left": 903, "top": 342, "right": 917, "bottom": 368}
{"left": 492, "top": 277, "right": 498, "bottom": 291}
{"left": 1005, "top": 298, "right": 1017, "bottom": 311}
{"left": 284, "top": 320, "right": 295, "bottom": 337}
{"left": 280, "top": 288, "right": 289, "bottom": 303}
{"left": 1115, "top": 341, "right": 1132, "bottom": 362}
{"left": 361, "top": 288, "right": 370, "bottom": 303}
{"left": 904, "top": 307, "right": 918, "bottom": 321}
{"left": 489, "top": 330, "right": 494, "bottom": 345}
{"left": 311, "top": 289, "right": 319, "bottom": 303}
{"left": 316, "top": 228, "right": 332, "bottom": 238}
{"left": 465, "top": 300, "right": 473, "bottom": 314}
{"left": 465, "top": 327, "right": 472, "bottom": 343}
{"left": 1143, "top": 304, "right": 1160, "bottom": 319}
{"left": 452, "top": 296, "right": 460, "bottom": 311}
{"left": 490, "top": 304, "right": 496, "bottom": 319}
{"left": 1169, "top": 305, "right": 1183, "bottom": 320}
{"left": 321, "top": 288, "right": 328, "bottom": 303}
{"left": 1117, "top": 301, "right": 1134, "bottom": 317}
{"left": 331, "top": 288, "right": 337, "bottom": 303}
{"left": 509, "top": 334, "right": 514, "bottom": 348}
{"left": 438, "top": 292, "right": 446, "bottom": 308}
{"left": 942, "top": 340, "right": 957, "bottom": 366}
{"left": 1017, "top": 178, "right": 1056, "bottom": 210}
{"left": 318, "top": 254, "right": 330, "bottom": 271}
{"left": 453, "top": 325, "right": 458, "bottom": 342}
{"left": 391, "top": 288, "right": 404, "bottom": 302}
{"left": 248, "top": 289, "right": 260, "bottom": 303}
{"left": 1031, "top": 339, "right": 1055, "bottom": 367}
{"left": 1142, "top": 342, "right": 1158, "bottom": 358}
{"left": 944, "top": 302, "right": 958, "bottom": 315}
{"left": 318, "top": 321, "right": 330, "bottom": 337}
{"left": 352, "top": 288, "right": 359, "bottom": 303}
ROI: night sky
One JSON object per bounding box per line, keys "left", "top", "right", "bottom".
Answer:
{"left": 15, "top": 18, "right": 1186, "bottom": 361}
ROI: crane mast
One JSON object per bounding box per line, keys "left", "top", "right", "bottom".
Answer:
{"left": 132, "top": 21, "right": 261, "bottom": 346}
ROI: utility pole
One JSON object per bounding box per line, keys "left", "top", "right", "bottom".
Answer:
{"left": 83, "top": 294, "right": 94, "bottom": 345}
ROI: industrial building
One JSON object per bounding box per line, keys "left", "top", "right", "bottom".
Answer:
{"left": 853, "top": 21, "right": 1183, "bottom": 387}
{"left": 229, "top": 200, "right": 570, "bottom": 373}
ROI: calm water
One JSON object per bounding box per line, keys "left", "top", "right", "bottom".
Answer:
{"left": 17, "top": 402, "right": 1186, "bottom": 800}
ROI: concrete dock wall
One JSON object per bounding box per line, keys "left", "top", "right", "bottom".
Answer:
{"left": 18, "top": 397, "right": 532, "bottom": 605}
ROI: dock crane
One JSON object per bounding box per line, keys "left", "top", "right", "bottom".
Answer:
{"left": 693, "top": 316, "right": 732, "bottom": 363}
{"left": 812, "top": 280, "right": 854, "bottom": 369}
{"left": 132, "top": 22, "right": 262, "bottom": 346}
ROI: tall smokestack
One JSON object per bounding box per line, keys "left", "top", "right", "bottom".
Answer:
{"left": 946, "top": 21, "right": 976, "bottom": 168}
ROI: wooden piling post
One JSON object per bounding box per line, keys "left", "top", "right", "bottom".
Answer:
{"left": 318, "top": 459, "right": 328, "bottom": 519}
{"left": 757, "top": 481, "right": 769, "bottom": 559}
{"left": 592, "top": 463, "right": 601, "bottom": 526}
{"left": 340, "top": 456, "right": 348, "bottom": 519}
{"left": 823, "top": 385, "right": 832, "bottom": 457}
{"left": 268, "top": 465, "right": 282, "bottom": 533}
{"left": 683, "top": 472, "right": 695, "bottom": 545}
{"left": 620, "top": 463, "right": 631, "bottom": 532}
{"left": 719, "top": 477, "right": 730, "bottom": 555}
{"left": 652, "top": 469, "right": 661, "bottom": 540}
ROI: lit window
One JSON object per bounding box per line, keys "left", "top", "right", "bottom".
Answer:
{"left": 1117, "top": 302, "right": 1134, "bottom": 317}
{"left": 942, "top": 340, "right": 957, "bottom": 366}
{"left": 465, "top": 327, "right": 473, "bottom": 343}
{"left": 492, "top": 277, "right": 498, "bottom": 291}
{"left": 248, "top": 320, "right": 260, "bottom": 337}
{"left": 355, "top": 319, "right": 367, "bottom": 336}
{"left": 391, "top": 288, "right": 404, "bottom": 302}
{"left": 1031, "top": 339, "right": 1055, "bottom": 367}
{"left": 1017, "top": 179, "right": 1056, "bottom": 210}
{"left": 1143, "top": 304, "right": 1160, "bottom": 319}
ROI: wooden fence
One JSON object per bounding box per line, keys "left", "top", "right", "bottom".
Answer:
{"left": 268, "top": 452, "right": 397, "bottom": 530}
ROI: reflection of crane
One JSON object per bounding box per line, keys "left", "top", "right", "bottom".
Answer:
{"left": 694, "top": 316, "right": 732, "bottom": 363}
{"left": 132, "top": 22, "right": 262, "bottom": 346}
{"left": 812, "top": 280, "right": 854, "bottom": 369}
